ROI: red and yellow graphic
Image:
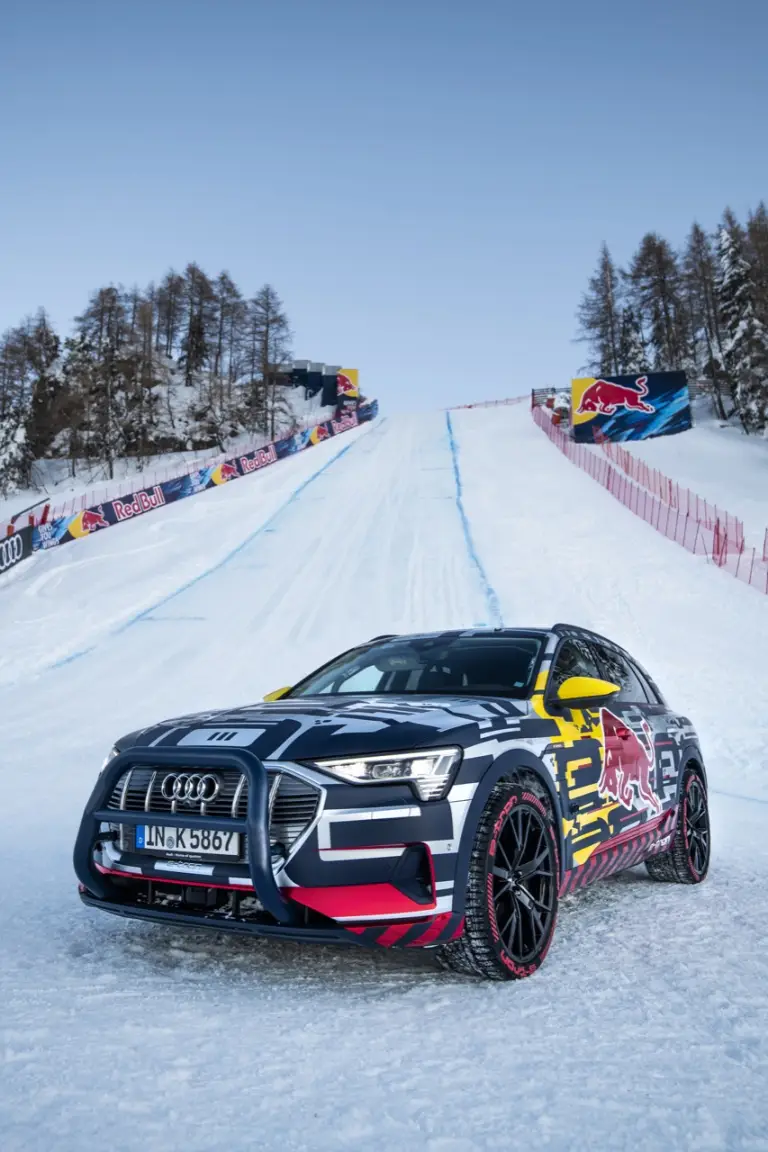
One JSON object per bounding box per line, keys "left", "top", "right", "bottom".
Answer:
{"left": 571, "top": 376, "right": 656, "bottom": 427}
{"left": 337, "top": 369, "right": 359, "bottom": 399}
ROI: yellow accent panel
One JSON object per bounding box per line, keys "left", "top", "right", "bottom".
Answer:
{"left": 535, "top": 669, "right": 549, "bottom": 692}
{"left": 571, "top": 377, "right": 597, "bottom": 426}
{"left": 263, "top": 686, "right": 292, "bottom": 702}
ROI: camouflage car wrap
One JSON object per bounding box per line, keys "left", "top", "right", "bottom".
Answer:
{"left": 75, "top": 625, "right": 704, "bottom": 950}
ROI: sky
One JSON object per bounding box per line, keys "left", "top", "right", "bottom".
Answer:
{"left": 1, "top": 0, "right": 767, "bottom": 411}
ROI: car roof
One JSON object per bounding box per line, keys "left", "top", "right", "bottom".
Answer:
{"left": 367, "top": 624, "right": 634, "bottom": 659}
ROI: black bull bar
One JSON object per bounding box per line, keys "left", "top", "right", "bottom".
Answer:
{"left": 72, "top": 747, "right": 301, "bottom": 925}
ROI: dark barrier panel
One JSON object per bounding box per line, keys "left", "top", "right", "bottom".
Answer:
{"left": 0, "top": 525, "right": 34, "bottom": 577}
{"left": 32, "top": 400, "right": 379, "bottom": 552}
{"left": 570, "top": 372, "right": 691, "bottom": 443}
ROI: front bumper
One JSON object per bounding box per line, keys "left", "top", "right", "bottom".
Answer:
{"left": 74, "top": 747, "right": 300, "bottom": 924}
{"left": 74, "top": 747, "right": 464, "bottom": 949}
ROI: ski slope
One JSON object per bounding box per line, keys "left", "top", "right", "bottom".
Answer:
{"left": 1, "top": 404, "right": 767, "bottom": 1151}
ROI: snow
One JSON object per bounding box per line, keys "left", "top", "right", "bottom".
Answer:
{"left": 626, "top": 397, "right": 768, "bottom": 549}
{"left": 1, "top": 403, "right": 768, "bottom": 1150}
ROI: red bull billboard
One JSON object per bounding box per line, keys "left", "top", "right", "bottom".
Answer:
{"left": 571, "top": 371, "right": 691, "bottom": 442}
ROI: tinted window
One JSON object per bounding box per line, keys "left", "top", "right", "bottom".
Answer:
{"left": 291, "top": 634, "right": 544, "bottom": 699}
{"left": 549, "top": 638, "right": 601, "bottom": 692}
{"left": 593, "top": 644, "right": 648, "bottom": 703}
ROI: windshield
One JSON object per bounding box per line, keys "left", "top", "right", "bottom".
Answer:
{"left": 290, "top": 634, "right": 544, "bottom": 700}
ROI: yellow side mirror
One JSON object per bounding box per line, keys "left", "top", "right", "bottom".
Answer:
{"left": 556, "top": 676, "right": 620, "bottom": 708}
{"left": 263, "top": 686, "right": 292, "bottom": 702}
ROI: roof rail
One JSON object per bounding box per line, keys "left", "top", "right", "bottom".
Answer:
{"left": 367, "top": 634, "right": 399, "bottom": 643}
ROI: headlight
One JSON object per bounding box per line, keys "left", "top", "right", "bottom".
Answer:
{"left": 307, "top": 747, "right": 462, "bottom": 801}
{"left": 98, "top": 746, "right": 120, "bottom": 777}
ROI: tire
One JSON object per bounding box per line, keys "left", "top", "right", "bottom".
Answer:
{"left": 646, "top": 766, "right": 710, "bottom": 884}
{"left": 437, "top": 783, "right": 559, "bottom": 981}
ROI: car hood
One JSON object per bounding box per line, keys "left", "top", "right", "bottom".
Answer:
{"left": 121, "top": 694, "right": 530, "bottom": 762}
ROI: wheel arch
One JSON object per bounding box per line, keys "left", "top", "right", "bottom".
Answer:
{"left": 677, "top": 744, "right": 707, "bottom": 799}
{"left": 450, "top": 749, "right": 565, "bottom": 919}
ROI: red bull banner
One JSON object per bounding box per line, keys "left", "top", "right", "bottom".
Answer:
{"left": 571, "top": 371, "right": 691, "bottom": 443}
{"left": 32, "top": 400, "right": 379, "bottom": 552}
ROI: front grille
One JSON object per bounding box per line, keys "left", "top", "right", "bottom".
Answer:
{"left": 107, "top": 767, "right": 321, "bottom": 856}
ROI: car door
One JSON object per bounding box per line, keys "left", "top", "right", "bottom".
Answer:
{"left": 590, "top": 643, "right": 679, "bottom": 822}
{"left": 534, "top": 636, "right": 620, "bottom": 875}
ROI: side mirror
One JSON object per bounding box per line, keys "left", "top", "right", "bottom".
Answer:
{"left": 263, "top": 686, "right": 292, "bottom": 702}
{"left": 555, "top": 676, "right": 620, "bottom": 709}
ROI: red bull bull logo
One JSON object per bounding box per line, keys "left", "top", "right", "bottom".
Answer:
{"left": 598, "top": 709, "right": 661, "bottom": 814}
{"left": 81, "top": 507, "right": 110, "bottom": 532}
{"left": 337, "top": 372, "right": 357, "bottom": 397}
{"left": 577, "top": 376, "right": 655, "bottom": 416}
{"left": 219, "top": 461, "right": 239, "bottom": 481}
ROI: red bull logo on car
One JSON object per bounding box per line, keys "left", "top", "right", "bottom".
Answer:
{"left": 597, "top": 708, "right": 661, "bottom": 815}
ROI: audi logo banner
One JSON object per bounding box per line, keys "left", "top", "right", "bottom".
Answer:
{"left": 0, "top": 526, "right": 33, "bottom": 577}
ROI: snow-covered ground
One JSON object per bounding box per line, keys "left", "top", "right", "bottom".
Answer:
{"left": 627, "top": 398, "right": 768, "bottom": 549}
{"left": 1, "top": 404, "right": 767, "bottom": 1150}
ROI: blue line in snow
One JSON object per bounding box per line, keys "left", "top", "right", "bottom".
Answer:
{"left": 445, "top": 411, "right": 503, "bottom": 628}
{"left": 49, "top": 438, "right": 359, "bottom": 669}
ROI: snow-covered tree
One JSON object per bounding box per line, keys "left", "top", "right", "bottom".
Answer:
{"left": 617, "top": 307, "right": 648, "bottom": 374}
{"left": 626, "top": 233, "right": 688, "bottom": 371}
{"left": 716, "top": 212, "right": 768, "bottom": 433}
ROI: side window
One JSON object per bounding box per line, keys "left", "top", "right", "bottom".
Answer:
{"left": 549, "top": 638, "right": 602, "bottom": 693}
{"left": 593, "top": 645, "right": 648, "bottom": 703}
{"left": 629, "top": 660, "right": 660, "bottom": 704}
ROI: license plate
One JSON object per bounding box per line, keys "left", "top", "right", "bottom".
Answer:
{"left": 136, "top": 825, "right": 240, "bottom": 858}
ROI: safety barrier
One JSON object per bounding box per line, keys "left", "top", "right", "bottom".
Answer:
{"left": 598, "top": 440, "right": 745, "bottom": 553}
{"left": 532, "top": 405, "right": 768, "bottom": 596}
{"left": 27, "top": 401, "right": 378, "bottom": 557}
{"left": 448, "top": 396, "right": 529, "bottom": 410}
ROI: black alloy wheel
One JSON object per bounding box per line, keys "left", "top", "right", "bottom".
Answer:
{"left": 646, "top": 766, "right": 711, "bottom": 884}
{"left": 438, "top": 783, "right": 559, "bottom": 980}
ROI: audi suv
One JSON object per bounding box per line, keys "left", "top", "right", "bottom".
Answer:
{"left": 74, "top": 625, "right": 710, "bottom": 979}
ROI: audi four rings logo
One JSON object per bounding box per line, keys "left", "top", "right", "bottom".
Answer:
{"left": 161, "top": 773, "right": 221, "bottom": 804}
{"left": 0, "top": 534, "right": 23, "bottom": 573}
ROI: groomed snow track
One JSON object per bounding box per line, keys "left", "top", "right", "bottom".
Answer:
{"left": 1, "top": 405, "right": 767, "bottom": 1151}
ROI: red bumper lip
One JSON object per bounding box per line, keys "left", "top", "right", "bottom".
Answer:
{"left": 288, "top": 882, "right": 437, "bottom": 921}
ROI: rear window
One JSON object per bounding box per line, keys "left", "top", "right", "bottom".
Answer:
{"left": 291, "top": 634, "right": 545, "bottom": 700}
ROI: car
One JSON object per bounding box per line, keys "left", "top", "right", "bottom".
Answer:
{"left": 74, "top": 624, "right": 711, "bottom": 980}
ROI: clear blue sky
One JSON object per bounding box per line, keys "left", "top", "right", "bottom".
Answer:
{"left": 2, "top": 0, "right": 766, "bottom": 409}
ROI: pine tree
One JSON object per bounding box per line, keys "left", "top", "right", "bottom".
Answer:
{"left": 155, "top": 271, "right": 185, "bottom": 358}
{"left": 0, "top": 326, "right": 33, "bottom": 493}
{"left": 681, "top": 223, "right": 728, "bottom": 417}
{"left": 246, "top": 285, "right": 292, "bottom": 439}
{"left": 179, "top": 264, "right": 215, "bottom": 386}
{"left": 627, "top": 234, "right": 688, "bottom": 371}
{"left": 24, "top": 309, "right": 62, "bottom": 461}
{"left": 747, "top": 202, "right": 768, "bottom": 327}
{"left": 617, "top": 307, "right": 648, "bottom": 374}
{"left": 576, "top": 244, "right": 622, "bottom": 375}
{"left": 716, "top": 211, "right": 768, "bottom": 433}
